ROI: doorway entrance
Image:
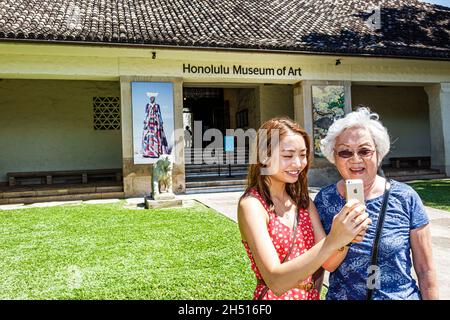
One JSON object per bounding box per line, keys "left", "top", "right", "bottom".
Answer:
{"left": 182, "top": 86, "right": 255, "bottom": 193}
{"left": 183, "top": 87, "right": 228, "bottom": 149}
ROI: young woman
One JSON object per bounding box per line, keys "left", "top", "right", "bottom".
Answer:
{"left": 238, "top": 117, "right": 372, "bottom": 300}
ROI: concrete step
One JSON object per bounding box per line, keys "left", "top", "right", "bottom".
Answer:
{"left": 384, "top": 169, "right": 441, "bottom": 176}
{"left": 186, "top": 179, "right": 247, "bottom": 188}
{"left": 185, "top": 151, "right": 250, "bottom": 163}
{"left": 185, "top": 163, "right": 249, "bottom": 169}
{"left": 185, "top": 185, "right": 245, "bottom": 194}
{"left": 1, "top": 185, "right": 123, "bottom": 198}
{"left": 185, "top": 163, "right": 226, "bottom": 169}
{"left": 2, "top": 192, "right": 125, "bottom": 205}
{"left": 185, "top": 170, "right": 248, "bottom": 176}
{"left": 389, "top": 173, "right": 447, "bottom": 182}
{"left": 185, "top": 164, "right": 248, "bottom": 171}
{"left": 185, "top": 162, "right": 249, "bottom": 168}
{"left": 184, "top": 148, "right": 250, "bottom": 154}
{"left": 185, "top": 171, "right": 248, "bottom": 179}
{"left": 185, "top": 167, "right": 247, "bottom": 174}
{"left": 185, "top": 173, "right": 247, "bottom": 193}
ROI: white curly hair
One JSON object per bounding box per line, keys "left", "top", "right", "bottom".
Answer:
{"left": 320, "top": 107, "right": 390, "bottom": 166}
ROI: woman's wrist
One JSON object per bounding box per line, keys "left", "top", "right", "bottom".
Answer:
{"left": 323, "top": 235, "right": 343, "bottom": 253}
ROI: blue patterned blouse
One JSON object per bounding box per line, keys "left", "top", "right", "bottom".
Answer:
{"left": 314, "top": 179, "right": 429, "bottom": 300}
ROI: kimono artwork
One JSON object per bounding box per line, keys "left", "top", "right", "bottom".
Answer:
{"left": 142, "top": 102, "right": 167, "bottom": 158}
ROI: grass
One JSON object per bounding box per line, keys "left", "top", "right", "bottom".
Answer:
{"left": 407, "top": 179, "right": 450, "bottom": 212}
{"left": 320, "top": 285, "right": 328, "bottom": 300}
{"left": 0, "top": 202, "right": 255, "bottom": 299}
{"left": 0, "top": 201, "right": 330, "bottom": 300}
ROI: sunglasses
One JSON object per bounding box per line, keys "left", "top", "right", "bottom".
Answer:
{"left": 335, "top": 148, "right": 375, "bottom": 159}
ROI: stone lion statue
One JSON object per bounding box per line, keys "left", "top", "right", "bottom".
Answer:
{"left": 151, "top": 156, "right": 173, "bottom": 199}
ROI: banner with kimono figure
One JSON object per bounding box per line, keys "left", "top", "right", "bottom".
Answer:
{"left": 131, "top": 82, "right": 174, "bottom": 164}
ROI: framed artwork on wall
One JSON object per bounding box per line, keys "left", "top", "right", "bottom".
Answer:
{"left": 312, "top": 85, "right": 345, "bottom": 157}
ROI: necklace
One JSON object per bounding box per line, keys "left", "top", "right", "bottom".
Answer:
{"left": 273, "top": 193, "right": 294, "bottom": 220}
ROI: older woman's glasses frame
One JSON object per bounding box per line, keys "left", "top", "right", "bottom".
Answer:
{"left": 334, "top": 148, "right": 375, "bottom": 159}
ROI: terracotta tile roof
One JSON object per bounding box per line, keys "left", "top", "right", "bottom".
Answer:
{"left": 0, "top": 0, "right": 448, "bottom": 59}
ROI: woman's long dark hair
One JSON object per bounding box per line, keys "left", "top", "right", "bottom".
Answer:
{"left": 240, "top": 117, "right": 312, "bottom": 210}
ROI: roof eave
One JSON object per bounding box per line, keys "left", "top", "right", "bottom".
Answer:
{"left": 0, "top": 38, "right": 449, "bottom": 62}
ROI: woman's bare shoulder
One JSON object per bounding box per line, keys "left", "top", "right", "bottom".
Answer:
{"left": 238, "top": 194, "right": 269, "bottom": 220}
{"left": 238, "top": 194, "right": 270, "bottom": 242}
{"left": 239, "top": 193, "right": 264, "bottom": 211}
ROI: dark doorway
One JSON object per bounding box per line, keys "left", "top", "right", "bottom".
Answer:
{"left": 183, "top": 87, "right": 226, "bottom": 148}
{"left": 182, "top": 86, "right": 252, "bottom": 194}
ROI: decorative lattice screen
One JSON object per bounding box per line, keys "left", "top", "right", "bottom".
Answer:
{"left": 93, "top": 97, "right": 121, "bottom": 130}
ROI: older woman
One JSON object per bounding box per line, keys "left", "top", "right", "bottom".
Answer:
{"left": 314, "top": 107, "right": 438, "bottom": 300}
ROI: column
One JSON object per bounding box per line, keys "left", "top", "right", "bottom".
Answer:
{"left": 120, "top": 76, "right": 185, "bottom": 198}
{"left": 293, "top": 81, "right": 313, "bottom": 138}
{"left": 293, "top": 80, "right": 352, "bottom": 186}
{"left": 425, "top": 83, "right": 450, "bottom": 176}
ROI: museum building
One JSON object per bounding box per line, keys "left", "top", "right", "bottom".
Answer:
{"left": 0, "top": 0, "right": 449, "bottom": 203}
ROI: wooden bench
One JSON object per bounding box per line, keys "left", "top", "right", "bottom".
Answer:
{"left": 7, "top": 169, "right": 122, "bottom": 187}
{"left": 390, "top": 156, "right": 430, "bottom": 169}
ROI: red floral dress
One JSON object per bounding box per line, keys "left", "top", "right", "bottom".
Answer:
{"left": 242, "top": 188, "right": 320, "bottom": 300}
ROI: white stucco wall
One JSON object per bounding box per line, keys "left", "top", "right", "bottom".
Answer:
{"left": 236, "top": 88, "right": 259, "bottom": 129}
{"left": 0, "top": 79, "right": 122, "bottom": 183}
{"left": 259, "top": 84, "right": 294, "bottom": 123}
{"left": 351, "top": 85, "right": 431, "bottom": 163}
{"left": 1, "top": 43, "right": 449, "bottom": 85}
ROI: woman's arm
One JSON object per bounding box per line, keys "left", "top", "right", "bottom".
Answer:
{"left": 309, "top": 201, "right": 368, "bottom": 273}
{"left": 238, "top": 196, "right": 368, "bottom": 297}
{"left": 410, "top": 224, "right": 439, "bottom": 300}
{"left": 309, "top": 201, "right": 348, "bottom": 273}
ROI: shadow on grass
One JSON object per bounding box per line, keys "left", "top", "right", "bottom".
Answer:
{"left": 408, "top": 179, "right": 450, "bottom": 211}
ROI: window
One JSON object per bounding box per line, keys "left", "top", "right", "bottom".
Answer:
{"left": 93, "top": 97, "right": 121, "bottom": 130}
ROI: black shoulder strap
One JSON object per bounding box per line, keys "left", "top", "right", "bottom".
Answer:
{"left": 366, "top": 179, "right": 391, "bottom": 300}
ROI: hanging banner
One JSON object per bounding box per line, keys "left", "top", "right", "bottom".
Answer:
{"left": 131, "top": 82, "right": 175, "bottom": 164}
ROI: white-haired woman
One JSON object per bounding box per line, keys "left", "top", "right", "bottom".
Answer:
{"left": 314, "top": 107, "right": 438, "bottom": 300}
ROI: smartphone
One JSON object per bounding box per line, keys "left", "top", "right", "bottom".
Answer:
{"left": 345, "top": 179, "right": 365, "bottom": 205}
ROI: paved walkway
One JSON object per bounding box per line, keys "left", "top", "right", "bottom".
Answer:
{"left": 179, "top": 190, "right": 450, "bottom": 300}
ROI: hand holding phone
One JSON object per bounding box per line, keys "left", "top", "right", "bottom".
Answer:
{"left": 345, "top": 179, "right": 370, "bottom": 244}
{"left": 345, "top": 179, "right": 365, "bottom": 205}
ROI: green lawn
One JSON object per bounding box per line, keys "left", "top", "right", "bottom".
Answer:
{"left": 408, "top": 179, "right": 450, "bottom": 212}
{"left": 0, "top": 202, "right": 255, "bottom": 299}
{"left": 0, "top": 201, "right": 329, "bottom": 300}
